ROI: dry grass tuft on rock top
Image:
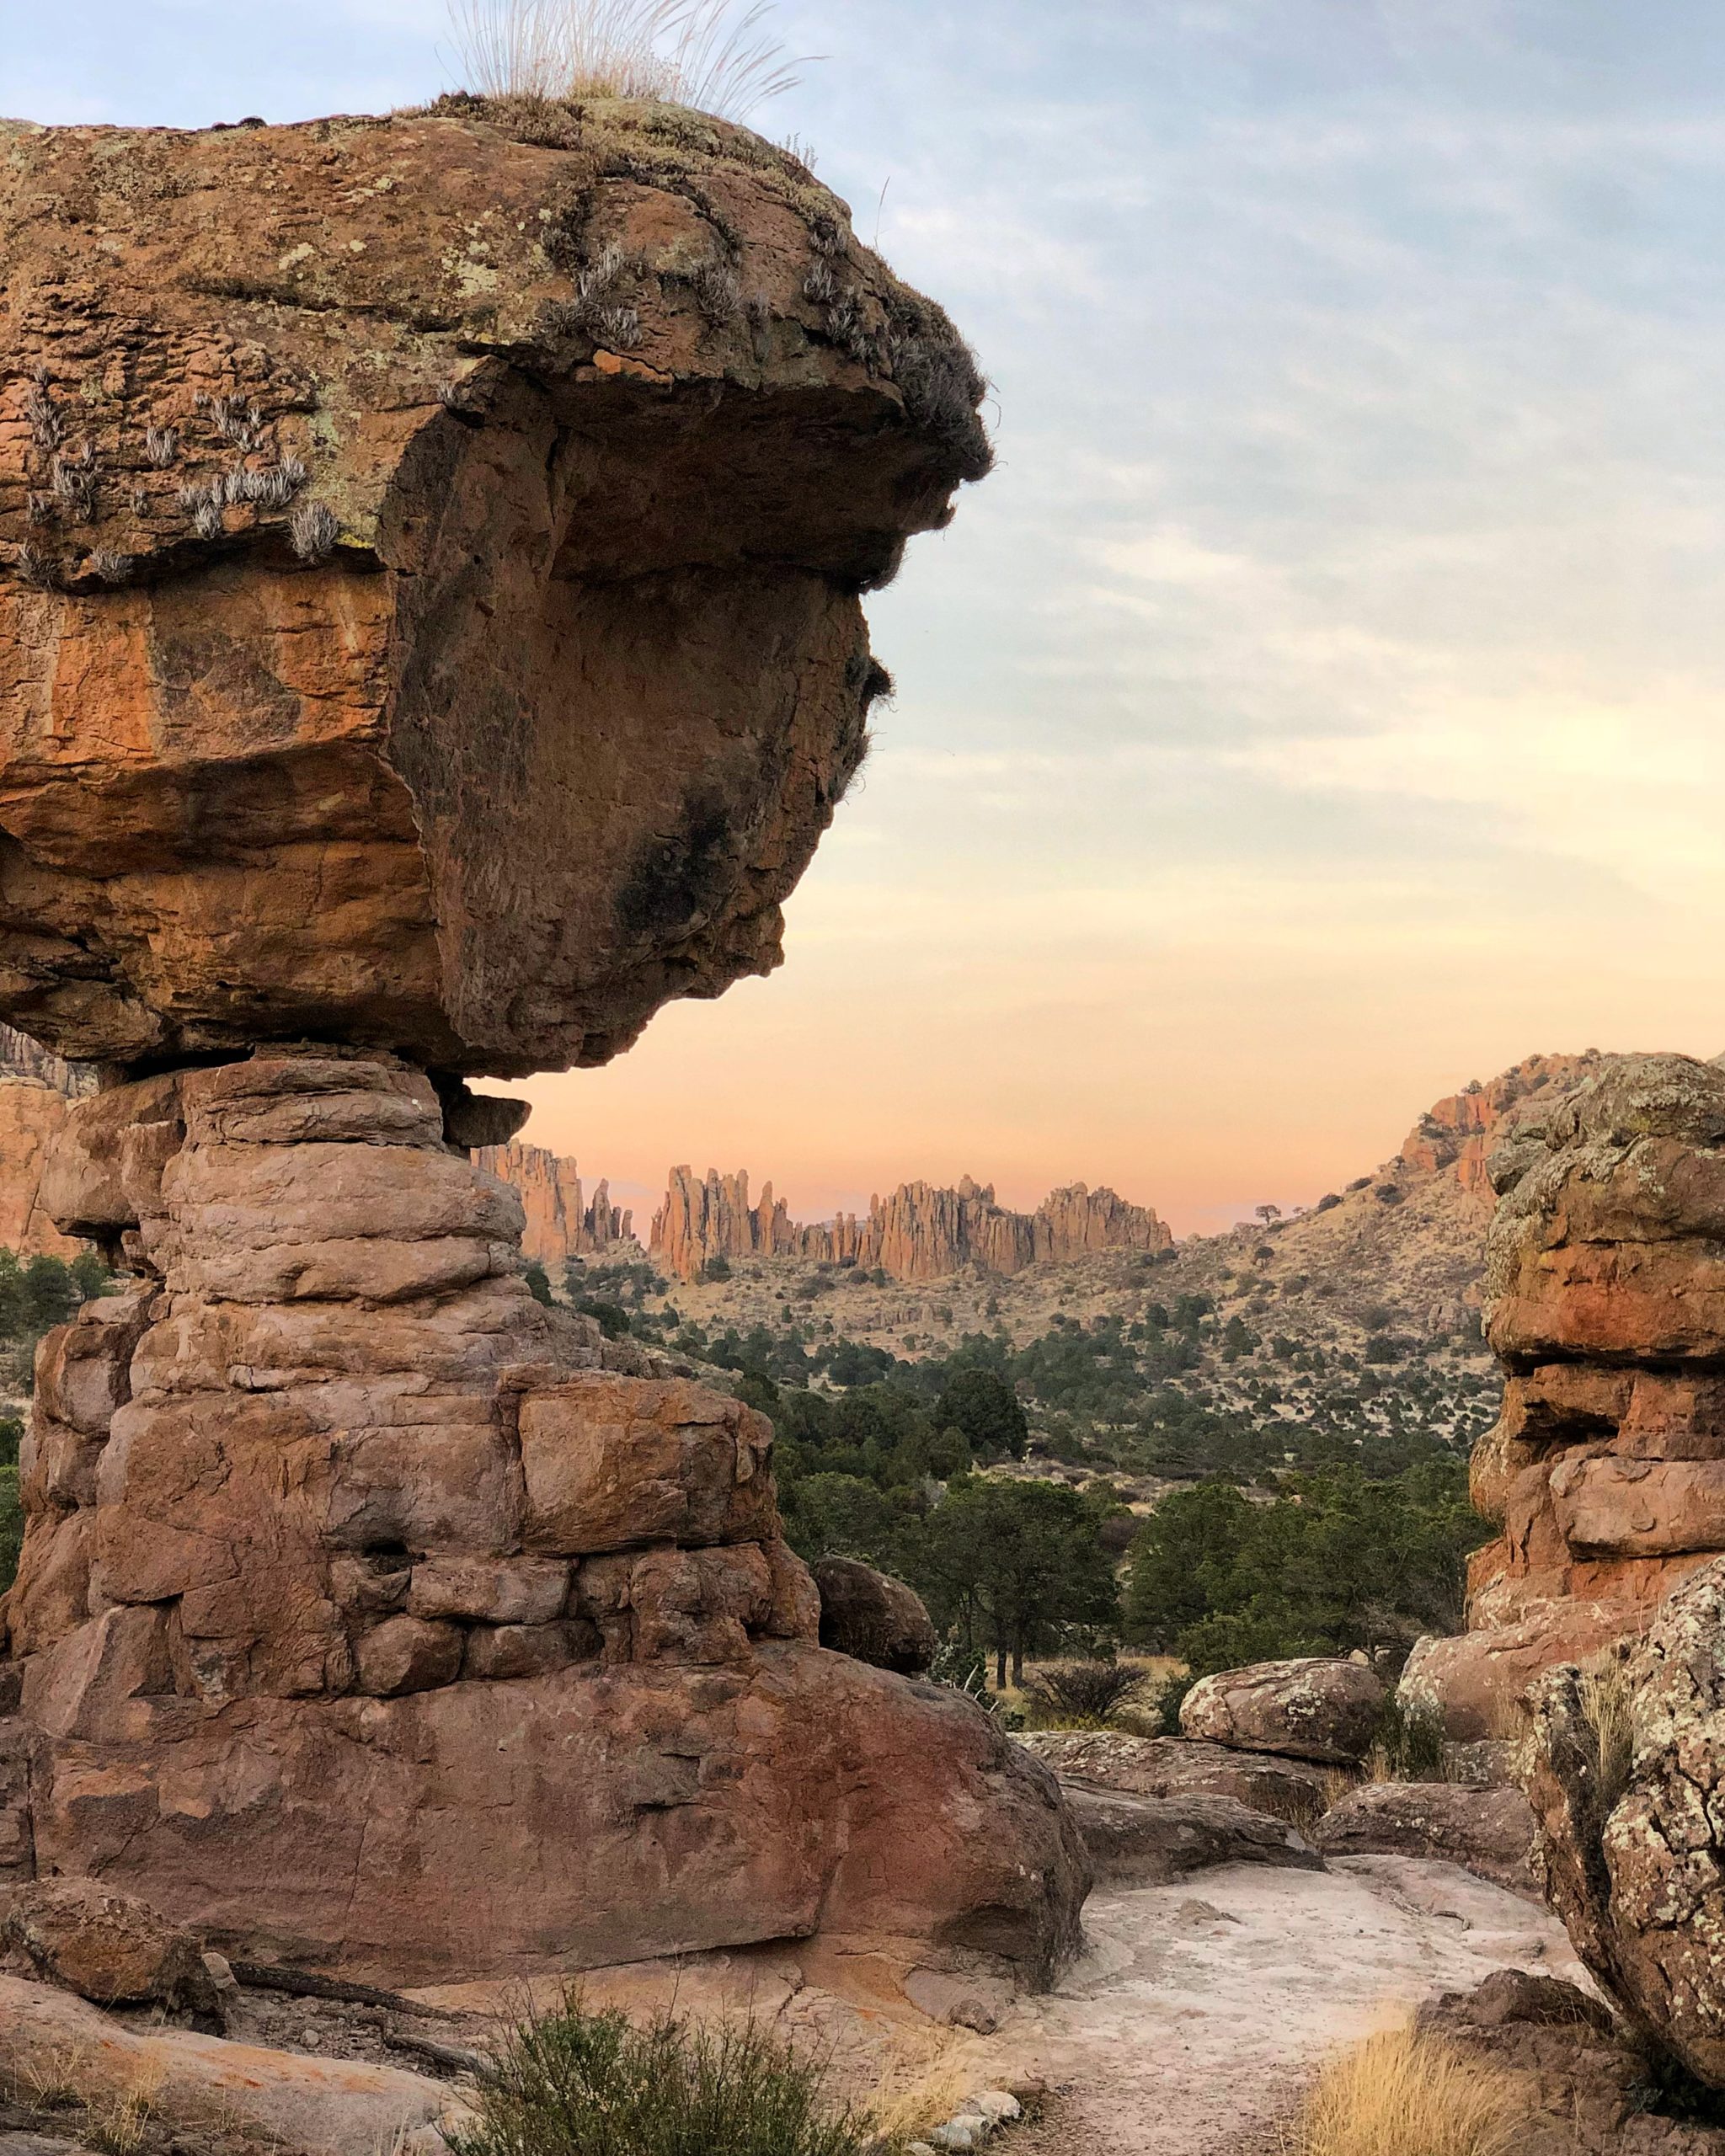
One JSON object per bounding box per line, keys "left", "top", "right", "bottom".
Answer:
{"left": 446, "top": 1991, "right": 883, "bottom": 2156}
{"left": 446, "top": 0, "right": 806, "bottom": 117}
{"left": 1283, "top": 2024, "right": 1521, "bottom": 2156}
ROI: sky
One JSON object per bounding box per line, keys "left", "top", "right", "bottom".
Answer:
{"left": 9, "top": 1, "right": 1725, "bottom": 1234}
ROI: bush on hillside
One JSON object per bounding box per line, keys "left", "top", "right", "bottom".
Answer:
{"left": 446, "top": 1992, "right": 880, "bottom": 2156}
{"left": 1021, "top": 1659, "right": 1150, "bottom": 1730}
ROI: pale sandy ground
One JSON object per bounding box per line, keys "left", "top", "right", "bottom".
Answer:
{"left": 979, "top": 1854, "right": 1589, "bottom": 2156}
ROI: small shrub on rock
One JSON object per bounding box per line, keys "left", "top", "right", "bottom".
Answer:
{"left": 447, "top": 1993, "right": 883, "bottom": 2156}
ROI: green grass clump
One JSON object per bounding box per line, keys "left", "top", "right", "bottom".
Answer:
{"left": 447, "top": 1993, "right": 886, "bottom": 2156}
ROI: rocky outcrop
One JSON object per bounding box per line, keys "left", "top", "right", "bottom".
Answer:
{"left": 1409, "top": 1054, "right": 1725, "bottom": 1742}
{"left": 1521, "top": 1559, "right": 1725, "bottom": 2089}
{"left": 1399, "top": 1053, "right": 1606, "bottom": 1197}
{"left": 812, "top": 1556, "right": 937, "bottom": 1674}
{"left": 651, "top": 1166, "right": 1172, "bottom": 1282}
{"left": 1180, "top": 1657, "right": 1385, "bottom": 1764}
{"left": 473, "top": 1141, "right": 635, "bottom": 1270}
{"left": 0, "top": 103, "right": 985, "bottom": 1078}
{"left": 0, "top": 1970, "right": 470, "bottom": 2155}
{"left": 2, "top": 1876, "right": 216, "bottom": 2010}
{"left": 0, "top": 1050, "right": 1088, "bottom": 1988}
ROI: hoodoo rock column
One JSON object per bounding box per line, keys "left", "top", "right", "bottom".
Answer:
{"left": 1404, "top": 1054, "right": 1725, "bottom": 1739}
{"left": 0, "top": 101, "right": 1088, "bottom": 1992}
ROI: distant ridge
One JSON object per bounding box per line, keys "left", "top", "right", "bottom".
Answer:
{"left": 649, "top": 1168, "right": 1172, "bottom": 1283}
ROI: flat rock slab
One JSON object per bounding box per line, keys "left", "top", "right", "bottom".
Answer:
{"left": 1060, "top": 1785, "right": 1323, "bottom": 1887}
{"left": 1017, "top": 1732, "right": 1330, "bottom": 1818}
{"left": 0, "top": 1975, "right": 469, "bottom": 2156}
{"left": 972, "top": 1854, "right": 1589, "bottom": 2156}
{"left": 1316, "top": 1780, "right": 1540, "bottom": 1898}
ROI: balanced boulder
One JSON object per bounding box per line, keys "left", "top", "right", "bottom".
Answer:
{"left": 812, "top": 1556, "right": 937, "bottom": 1675}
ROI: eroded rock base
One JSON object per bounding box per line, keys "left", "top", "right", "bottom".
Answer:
{"left": 0, "top": 1049, "right": 1086, "bottom": 1988}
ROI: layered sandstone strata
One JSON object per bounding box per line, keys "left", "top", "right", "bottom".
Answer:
{"left": 1405, "top": 1054, "right": 1725, "bottom": 1739}
{"left": 0, "top": 1051, "right": 1087, "bottom": 1983}
{"left": 0, "top": 103, "right": 985, "bottom": 1077}
{"left": 652, "top": 1166, "right": 1172, "bottom": 1282}
{"left": 474, "top": 1141, "right": 634, "bottom": 1270}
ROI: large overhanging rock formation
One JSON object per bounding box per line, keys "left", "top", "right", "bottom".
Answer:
{"left": 0, "top": 104, "right": 1090, "bottom": 1994}
{"left": 0, "top": 99, "right": 987, "bottom": 1079}
{"left": 1401, "top": 1053, "right": 1725, "bottom": 1743}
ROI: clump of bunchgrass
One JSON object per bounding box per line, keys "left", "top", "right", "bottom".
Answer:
{"left": 446, "top": 0, "right": 807, "bottom": 120}
{"left": 446, "top": 1990, "right": 888, "bottom": 2156}
{"left": 1282, "top": 2024, "right": 1520, "bottom": 2156}
{"left": 1366, "top": 1693, "right": 1447, "bottom": 1783}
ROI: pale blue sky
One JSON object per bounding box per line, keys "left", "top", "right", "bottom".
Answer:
{"left": 9, "top": 3, "right": 1725, "bottom": 1230}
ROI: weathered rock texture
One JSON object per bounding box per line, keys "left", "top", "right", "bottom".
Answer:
{"left": 473, "top": 1140, "right": 634, "bottom": 1269}
{"left": 0, "top": 1022, "right": 94, "bottom": 1258}
{"left": 0, "top": 102, "right": 987, "bottom": 1078}
{"left": 1056, "top": 1785, "right": 1323, "bottom": 1890}
{"left": 652, "top": 1166, "right": 1172, "bottom": 1282}
{"left": 1408, "top": 1054, "right": 1725, "bottom": 1742}
{"left": 0, "top": 1049, "right": 1087, "bottom": 1986}
{"left": 1522, "top": 1558, "right": 1725, "bottom": 2088}
{"left": 1179, "top": 1657, "right": 1385, "bottom": 1764}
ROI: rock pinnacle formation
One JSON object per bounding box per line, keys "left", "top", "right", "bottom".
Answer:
{"left": 1405, "top": 1054, "right": 1725, "bottom": 1740}
{"left": 651, "top": 1165, "right": 1173, "bottom": 1281}
{"left": 0, "top": 101, "right": 1087, "bottom": 1991}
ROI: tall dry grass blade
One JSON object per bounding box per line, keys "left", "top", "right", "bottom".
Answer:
{"left": 1283, "top": 2025, "right": 1520, "bottom": 2156}
{"left": 446, "top": 0, "right": 809, "bottom": 117}
{"left": 1578, "top": 1658, "right": 1635, "bottom": 1822}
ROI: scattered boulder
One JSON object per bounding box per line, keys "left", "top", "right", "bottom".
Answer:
{"left": 1316, "top": 1781, "right": 1540, "bottom": 1897}
{"left": 1060, "top": 1785, "right": 1324, "bottom": 1887}
{"left": 1015, "top": 1730, "right": 1330, "bottom": 1819}
{"left": 1180, "top": 1657, "right": 1385, "bottom": 1764}
{"left": 0, "top": 1878, "right": 214, "bottom": 2013}
{"left": 1420, "top": 1969, "right": 1725, "bottom": 2154}
{"left": 812, "top": 1557, "right": 937, "bottom": 1674}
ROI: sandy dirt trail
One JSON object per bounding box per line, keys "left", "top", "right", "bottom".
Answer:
{"left": 980, "top": 1854, "right": 1587, "bottom": 2156}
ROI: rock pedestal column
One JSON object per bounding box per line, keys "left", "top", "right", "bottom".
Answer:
{"left": 0, "top": 1050, "right": 1087, "bottom": 1986}
{"left": 1403, "top": 1054, "right": 1725, "bottom": 1740}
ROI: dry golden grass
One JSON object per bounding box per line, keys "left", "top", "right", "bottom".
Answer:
{"left": 446, "top": 0, "right": 804, "bottom": 118}
{"left": 1282, "top": 2025, "right": 1522, "bottom": 2156}
{"left": 1578, "top": 1658, "right": 1635, "bottom": 1818}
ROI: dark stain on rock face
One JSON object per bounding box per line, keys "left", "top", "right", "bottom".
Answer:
{"left": 614, "top": 787, "right": 740, "bottom": 942}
